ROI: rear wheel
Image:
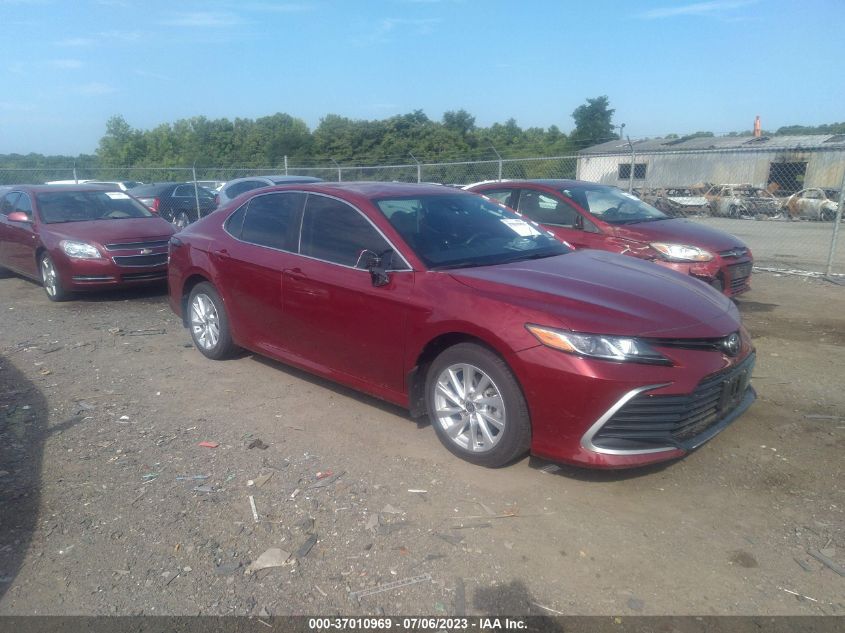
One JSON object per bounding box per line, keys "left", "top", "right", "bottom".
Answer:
{"left": 425, "top": 343, "right": 530, "bottom": 467}
{"left": 187, "top": 282, "right": 237, "bottom": 359}
{"left": 39, "top": 253, "right": 70, "bottom": 302}
{"left": 820, "top": 207, "right": 837, "bottom": 222}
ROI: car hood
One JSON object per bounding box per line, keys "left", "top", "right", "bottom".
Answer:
{"left": 42, "top": 218, "right": 175, "bottom": 245}
{"left": 611, "top": 218, "right": 745, "bottom": 252}
{"left": 448, "top": 250, "right": 739, "bottom": 338}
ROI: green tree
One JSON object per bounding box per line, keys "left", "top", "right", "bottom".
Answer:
{"left": 97, "top": 115, "right": 146, "bottom": 166}
{"left": 570, "top": 96, "right": 616, "bottom": 148}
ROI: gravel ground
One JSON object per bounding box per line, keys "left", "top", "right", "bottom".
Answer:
{"left": 0, "top": 270, "right": 843, "bottom": 616}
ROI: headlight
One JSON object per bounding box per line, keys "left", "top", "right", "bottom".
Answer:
{"left": 650, "top": 242, "right": 713, "bottom": 262}
{"left": 59, "top": 240, "right": 102, "bottom": 259}
{"left": 526, "top": 324, "right": 671, "bottom": 365}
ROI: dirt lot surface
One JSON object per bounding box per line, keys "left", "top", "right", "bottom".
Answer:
{"left": 0, "top": 271, "right": 843, "bottom": 617}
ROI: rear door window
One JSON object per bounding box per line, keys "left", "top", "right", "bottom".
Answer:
{"left": 480, "top": 189, "right": 517, "bottom": 209}
{"left": 239, "top": 192, "right": 306, "bottom": 251}
{"left": 518, "top": 190, "right": 576, "bottom": 227}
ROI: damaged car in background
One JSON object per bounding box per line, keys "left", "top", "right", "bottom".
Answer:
{"left": 467, "top": 180, "right": 753, "bottom": 297}
{"left": 782, "top": 188, "right": 841, "bottom": 221}
{"left": 637, "top": 186, "right": 711, "bottom": 217}
{"left": 705, "top": 184, "right": 780, "bottom": 218}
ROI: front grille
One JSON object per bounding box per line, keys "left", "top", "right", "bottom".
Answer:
{"left": 592, "top": 353, "right": 755, "bottom": 451}
{"left": 112, "top": 254, "right": 168, "bottom": 267}
{"left": 728, "top": 261, "right": 752, "bottom": 292}
{"left": 645, "top": 334, "right": 738, "bottom": 353}
{"left": 104, "top": 239, "right": 170, "bottom": 251}
{"left": 121, "top": 271, "right": 167, "bottom": 281}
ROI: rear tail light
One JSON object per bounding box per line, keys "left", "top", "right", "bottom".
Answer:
{"left": 139, "top": 197, "right": 160, "bottom": 212}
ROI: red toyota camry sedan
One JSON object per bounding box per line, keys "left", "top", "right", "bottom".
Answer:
{"left": 168, "top": 182, "right": 755, "bottom": 469}
{"left": 0, "top": 185, "right": 175, "bottom": 301}
{"left": 466, "top": 180, "right": 753, "bottom": 297}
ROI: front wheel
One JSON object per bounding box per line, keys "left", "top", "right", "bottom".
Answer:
{"left": 40, "top": 253, "right": 70, "bottom": 302}
{"left": 173, "top": 211, "right": 191, "bottom": 230}
{"left": 425, "top": 342, "right": 530, "bottom": 467}
{"left": 187, "top": 282, "right": 238, "bottom": 359}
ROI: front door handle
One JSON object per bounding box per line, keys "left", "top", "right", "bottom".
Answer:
{"left": 284, "top": 268, "right": 307, "bottom": 282}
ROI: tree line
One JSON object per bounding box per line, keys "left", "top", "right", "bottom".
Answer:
{"left": 1, "top": 97, "right": 619, "bottom": 170}
{"left": 2, "top": 96, "right": 842, "bottom": 171}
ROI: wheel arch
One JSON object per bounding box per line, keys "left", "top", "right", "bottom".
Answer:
{"left": 407, "top": 331, "right": 521, "bottom": 419}
{"left": 180, "top": 273, "right": 213, "bottom": 327}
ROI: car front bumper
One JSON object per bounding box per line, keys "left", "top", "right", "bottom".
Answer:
{"left": 55, "top": 251, "right": 168, "bottom": 291}
{"left": 511, "top": 343, "right": 756, "bottom": 468}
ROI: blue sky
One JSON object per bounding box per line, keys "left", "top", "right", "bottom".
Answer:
{"left": 1, "top": 0, "right": 843, "bottom": 156}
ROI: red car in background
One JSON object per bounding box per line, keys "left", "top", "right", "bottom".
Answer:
{"left": 168, "top": 182, "right": 755, "bottom": 469}
{"left": 0, "top": 185, "right": 175, "bottom": 301}
{"left": 466, "top": 180, "right": 753, "bottom": 297}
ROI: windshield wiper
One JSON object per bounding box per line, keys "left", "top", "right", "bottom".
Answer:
{"left": 501, "top": 250, "right": 564, "bottom": 264}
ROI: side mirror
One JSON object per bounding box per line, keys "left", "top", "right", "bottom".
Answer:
{"left": 362, "top": 249, "right": 393, "bottom": 287}
{"left": 7, "top": 211, "right": 31, "bottom": 223}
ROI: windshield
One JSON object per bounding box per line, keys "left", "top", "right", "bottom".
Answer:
{"left": 376, "top": 194, "right": 568, "bottom": 269}
{"left": 36, "top": 190, "right": 155, "bottom": 223}
{"left": 559, "top": 185, "right": 668, "bottom": 224}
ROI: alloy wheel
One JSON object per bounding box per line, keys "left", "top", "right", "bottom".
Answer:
{"left": 433, "top": 363, "right": 506, "bottom": 453}
{"left": 41, "top": 257, "right": 58, "bottom": 298}
{"left": 190, "top": 293, "right": 220, "bottom": 351}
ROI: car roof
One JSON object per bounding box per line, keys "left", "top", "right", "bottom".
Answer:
{"left": 128, "top": 182, "right": 188, "bottom": 194}
{"left": 266, "top": 175, "right": 323, "bottom": 184}
{"left": 471, "top": 179, "right": 614, "bottom": 190}
{"left": 266, "top": 181, "right": 462, "bottom": 199}
{"left": 7, "top": 184, "right": 119, "bottom": 193}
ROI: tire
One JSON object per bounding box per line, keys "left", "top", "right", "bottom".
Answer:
{"left": 187, "top": 282, "right": 238, "bottom": 360}
{"left": 39, "top": 253, "right": 70, "bottom": 302}
{"left": 728, "top": 205, "right": 740, "bottom": 219}
{"left": 173, "top": 211, "right": 191, "bottom": 230}
{"left": 820, "top": 208, "right": 837, "bottom": 222}
{"left": 425, "top": 342, "right": 530, "bottom": 467}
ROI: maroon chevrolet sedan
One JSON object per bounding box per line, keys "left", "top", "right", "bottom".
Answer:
{"left": 168, "top": 182, "right": 755, "bottom": 469}
{"left": 0, "top": 185, "right": 175, "bottom": 301}
{"left": 466, "top": 180, "right": 753, "bottom": 297}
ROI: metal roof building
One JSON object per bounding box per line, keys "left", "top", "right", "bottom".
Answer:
{"left": 576, "top": 134, "right": 845, "bottom": 192}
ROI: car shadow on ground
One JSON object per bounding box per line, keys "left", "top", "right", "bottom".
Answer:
{"left": 250, "top": 354, "right": 676, "bottom": 481}
{"left": 473, "top": 579, "right": 567, "bottom": 622}
{"left": 526, "top": 455, "right": 675, "bottom": 482}
{"left": 0, "top": 355, "right": 47, "bottom": 602}
{"left": 249, "top": 354, "right": 432, "bottom": 429}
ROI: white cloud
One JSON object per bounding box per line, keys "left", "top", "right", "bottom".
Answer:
{"left": 134, "top": 69, "right": 172, "bottom": 81}
{"left": 76, "top": 82, "right": 117, "bottom": 96}
{"left": 0, "top": 101, "right": 36, "bottom": 112}
{"left": 240, "top": 2, "right": 314, "bottom": 12}
{"left": 50, "top": 59, "right": 84, "bottom": 69}
{"left": 56, "top": 37, "right": 95, "bottom": 47}
{"left": 161, "top": 11, "right": 245, "bottom": 27}
{"left": 638, "top": 1, "right": 756, "bottom": 19}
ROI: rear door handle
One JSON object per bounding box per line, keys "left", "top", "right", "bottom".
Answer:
{"left": 213, "top": 248, "right": 229, "bottom": 258}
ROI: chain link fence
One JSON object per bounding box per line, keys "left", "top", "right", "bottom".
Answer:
{"left": 2, "top": 147, "right": 843, "bottom": 276}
